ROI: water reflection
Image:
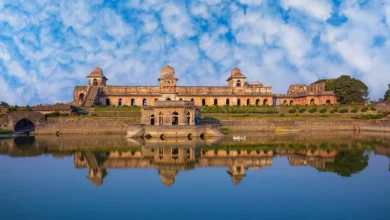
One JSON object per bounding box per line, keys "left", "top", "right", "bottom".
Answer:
{"left": 0, "top": 132, "right": 389, "bottom": 187}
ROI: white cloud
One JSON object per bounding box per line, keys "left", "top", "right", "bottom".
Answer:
{"left": 281, "top": 0, "right": 333, "bottom": 20}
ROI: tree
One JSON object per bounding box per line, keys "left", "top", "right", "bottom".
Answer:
{"left": 0, "top": 101, "right": 9, "bottom": 107}
{"left": 315, "top": 75, "right": 369, "bottom": 104}
{"left": 384, "top": 84, "right": 390, "bottom": 101}
{"left": 325, "top": 151, "right": 369, "bottom": 177}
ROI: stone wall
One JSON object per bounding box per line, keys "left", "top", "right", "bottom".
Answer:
{"left": 35, "top": 117, "right": 140, "bottom": 134}
{"left": 220, "top": 118, "right": 390, "bottom": 132}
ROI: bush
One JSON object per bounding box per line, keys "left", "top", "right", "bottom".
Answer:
{"left": 46, "top": 111, "right": 60, "bottom": 117}
{"left": 339, "top": 109, "right": 349, "bottom": 113}
{"left": 299, "top": 108, "right": 306, "bottom": 113}
{"left": 359, "top": 114, "right": 386, "bottom": 120}
{"left": 370, "top": 107, "right": 376, "bottom": 111}
{"left": 309, "top": 108, "right": 317, "bottom": 113}
{"left": 361, "top": 107, "right": 369, "bottom": 112}
{"left": 288, "top": 109, "right": 296, "bottom": 114}
{"left": 382, "top": 111, "right": 390, "bottom": 116}
{"left": 319, "top": 108, "right": 327, "bottom": 113}
{"left": 351, "top": 107, "right": 359, "bottom": 113}
{"left": 330, "top": 109, "right": 337, "bottom": 113}
{"left": 0, "top": 130, "right": 13, "bottom": 134}
{"left": 280, "top": 114, "right": 286, "bottom": 117}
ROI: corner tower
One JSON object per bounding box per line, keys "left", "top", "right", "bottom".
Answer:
{"left": 227, "top": 68, "right": 247, "bottom": 88}
{"left": 87, "top": 67, "right": 108, "bottom": 86}
{"left": 159, "top": 65, "right": 178, "bottom": 100}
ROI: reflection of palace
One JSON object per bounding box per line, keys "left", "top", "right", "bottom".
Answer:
{"left": 73, "top": 144, "right": 341, "bottom": 187}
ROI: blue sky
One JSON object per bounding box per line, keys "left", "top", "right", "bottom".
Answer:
{"left": 0, "top": 0, "right": 389, "bottom": 105}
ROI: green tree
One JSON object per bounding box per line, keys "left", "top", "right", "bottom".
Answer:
{"left": 384, "top": 84, "right": 390, "bottom": 101}
{"left": 0, "top": 101, "right": 9, "bottom": 107}
{"left": 325, "top": 151, "right": 369, "bottom": 177}
{"left": 315, "top": 75, "right": 369, "bottom": 104}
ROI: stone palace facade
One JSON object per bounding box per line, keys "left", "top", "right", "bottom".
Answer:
{"left": 73, "top": 66, "right": 337, "bottom": 107}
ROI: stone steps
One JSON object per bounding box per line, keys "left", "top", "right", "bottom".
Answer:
{"left": 83, "top": 86, "right": 98, "bottom": 106}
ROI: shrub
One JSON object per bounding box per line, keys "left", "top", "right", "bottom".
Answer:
{"left": 46, "top": 111, "right": 60, "bottom": 117}
{"left": 359, "top": 114, "right": 386, "bottom": 120}
{"left": 280, "top": 114, "right": 286, "bottom": 117}
{"left": 339, "top": 109, "right": 349, "bottom": 113}
{"left": 309, "top": 108, "right": 317, "bottom": 113}
{"left": 382, "top": 111, "right": 390, "bottom": 116}
{"left": 351, "top": 107, "right": 359, "bottom": 113}
{"left": 288, "top": 109, "right": 296, "bottom": 114}
{"left": 319, "top": 108, "right": 327, "bottom": 113}
{"left": 370, "top": 107, "right": 376, "bottom": 111}
{"left": 361, "top": 107, "right": 369, "bottom": 112}
{"left": 0, "top": 130, "right": 13, "bottom": 134}
{"left": 299, "top": 108, "right": 306, "bottom": 113}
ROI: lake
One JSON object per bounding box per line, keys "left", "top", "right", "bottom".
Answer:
{"left": 0, "top": 132, "right": 390, "bottom": 220}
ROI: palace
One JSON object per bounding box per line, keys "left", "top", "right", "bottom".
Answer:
{"left": 73, "top": 65, "right": 337, "bottom": 107}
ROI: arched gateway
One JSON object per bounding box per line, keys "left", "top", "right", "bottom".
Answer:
{"left": 0, "top": 111, "right": 45, "bottom": 135}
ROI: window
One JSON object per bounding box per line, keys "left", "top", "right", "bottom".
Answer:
{"left": 172, "top": 112, "right": 179, "bottom": 125}
{"left": 143, "top": 98, "right": 147, "bottom": 106}
{"left": 290, "top": 100, "right": 294, "bottom": 106}
{"left": 236, "top": 80, "right": 241, "bottom": 87}
{"left": 93, "top": 78, "right": 98, "bottom": 86}
{"left": 263, "top": 99, "right": 268, "bottom": 106}
{"left": 159, "top": 112, "right": 164, "bottom": 125}
{"left": 118, "top": 98, "right": 122, "bottom": 106}
{"left": 237, "top": 99, "right": 241, "bottom": 106}
{"left": 226, "top": 99, "right": 230, "bottom": 106}
{"left": 247, "top": 99, "right": 250, "bottom": 106}
{"left": 106, "top": 98, "right": 110, "bottom": 105}
{"left": 79, "top": 93, "right": 84, "bottom": 102}
{"left": 131, "top": 99, "right": 136, "bottom": 106}
{"left": 150, "top": 114, "right": 155, "bottom": 125}
{"left": 310, "top": 99, "right": 315, "bottom": 105}
{"left": 214, "top": 99, "right": 218, "bottom": 106}
{"left": 186, "top": 112, "right": 191, "bottom": 125}
{"left": 202, "top": 99, "right": 206, "bottom": 106}
{"left": 256, "top": 99, "right": 260, "bottom": 106}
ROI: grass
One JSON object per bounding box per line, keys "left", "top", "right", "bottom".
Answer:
{"left": 359, "top": 114, "right": 387, "bottom": 120}
{"left": 0, "top": 130, "right": 13, "bottom": 134}
{"left": 94, "top": 105, "right": 141, "bottom": 112}
{"left": 221, "top": 127, "right": 232, "bottom": 135}
{"left": 201, "top": 105, "right": 278, "bottom": 114}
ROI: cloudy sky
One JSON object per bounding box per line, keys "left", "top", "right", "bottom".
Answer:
{"left": 0, "top": 0, "right": 389, "bottom": 105}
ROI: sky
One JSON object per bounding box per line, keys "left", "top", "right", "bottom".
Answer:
{"left": 0, "top": 0, "right": 389, "bottom": 105}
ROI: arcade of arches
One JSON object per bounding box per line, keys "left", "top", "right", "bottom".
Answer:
{"left": 74, "top": 66, "right": 337, "bottom": 107}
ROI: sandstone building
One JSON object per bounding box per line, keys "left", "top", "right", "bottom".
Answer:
{"left": 73, "top": 66, "right": 336, "bottom": 107}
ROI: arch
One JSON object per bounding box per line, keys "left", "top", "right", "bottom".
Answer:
{"left": 179, "top": 98, "right": 183, "bottom": 101}
{"left": 186, "top": 112, "right": 191, "bottom": 125}
{"left": 79, "top": 93, "right": 85, "bottom": 102}
{"left": 237, "top": 99, "right": 241, "bottom": 106}
{"left": 263, "top": 99, "right": 268, "bottom": 106}
{"left": 214, "top": 99, "right": 218, "bottom": 106}
{"left": 246, "top": 99, "right": 250, "bottom": 106}
{"left": 256, "top": 99, "right": 260, "bottom": 106}
{"left": 158, "top": 112, "right": 164, "bottom": 125}
{"left": 166, "top": 98, "right": 172, "bottom": 101}
{"left": 310, "top": 99, "right": 315, "bottom": 105}
{"left": 14, "top": 118, "right": 35, "bottom": 134}
{"left": 131, "top": 99, "right": 136, "bottom": 106}
{"left": 105, "top": 98, "right": 110, "bottom": 105}
{"left": 143, "top": 98, "right": 147, "bottom": 106}
{"left": 154, "top": 98, "right": 158, "bottom": 102}
{"left": 283, "top": 100, "right": 287, "bottom": 106}
{"left": 150, "top": 114, "right": 155, "bottom": 125}
{"left": 118, "top": 98, "right": 123, "bottom": 106}
{"left": 172, "top": 111, "right": 179, "bottom": 125}
{"left": 290, "top": 100, "right": 294, "bottom": 106}
{"left": 326, "top": 100, "right": 331, "bottom": 105}
{"left": 226, "top": 99, "right": 230, "bottom": 106}
{"left": 93, "top": 78, "right": 98, "bottom": 86}
{"left": 202, "top": 98, "right": 206, "bottom": 106}
{"left": 236, "top": 80, "right": 241, "bottom": 87}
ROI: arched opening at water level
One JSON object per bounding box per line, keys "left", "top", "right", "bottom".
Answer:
{"left": 14, "top": 118, "right": 35, "bottom": 135}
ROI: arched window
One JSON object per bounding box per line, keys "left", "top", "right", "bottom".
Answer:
{"left": 247, "top": 99, "right": 250, "bottom": 106}
{"left": 179, "top": 98, "right": 183, "bottom": 101}
{"left": 166, "top": 98, "right": 171, "bottom": 101}
{"left": 159, "top": 112, "right": 164, "bottom": 125}
{"left": 106, "top": 98, "right": 110, "bottom": 105}
{"left": 131, "top": 99, "right": 136, "bottom": 106}
{"left": 150, "top": 114, "right": 155, "bottom": 125}
{"left": 256, "top": 99, "right": 260, "bottom": 106}
{"left": 154, "top": 98, "right": 158, "bottom": 102}
{"left": 263, "top": 99, "right": 268, "bottom": 106}
{"left": 143, "top": 98, "right": 147, "bottom": 106}
{"left": 118, "top": 98, "right": 123, "bottom": 106}
{"left": 186, "top": 112, "right": 191, "bottom": 125}
{"left": 202, "top": 99, "right": 206, "bottom": 106}
{"left": 226, "top": 99, "right": 230, "bottom": 106}
{"left": 310, "top": 99, "right": 315, "bottom": 105}
{"left": 291, "top": 89, "right": 295, "bottom": 94}
{"left": 79, "top": 93, "right": 85, "bottom": 102}
{"left": 283, "top": 100, "right": 287, "bottom": 106}
{"left": 214, "top": 99, "right": 218, "bottom": 106}
{"left": 93, "top": 79, "right": 98, "bottom": 86}
{"left": 172, "top": 112, "right": 179, "bottom": 125}
{"left": 290, "top": 100, "right": 294, "bottom": 106}
{"left": 236, "top": 80, "right": 241, "bottom": 87}
{"left": 326, "top": 100, "right": 331, "bottom": 105}
{"left": 237, "top": 99, "right": 241, "bottom": 106}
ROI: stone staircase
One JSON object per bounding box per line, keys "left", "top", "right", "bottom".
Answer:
{"left": 83, "top": 86, "right": 99, "bottom": 107}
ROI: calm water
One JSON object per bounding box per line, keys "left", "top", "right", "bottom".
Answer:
{"left": 0, "top": 132, "right": 390, "bottom": 220}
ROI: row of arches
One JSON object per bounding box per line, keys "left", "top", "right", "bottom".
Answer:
{"left": 279, "top": 99, "right": 332, "bottom": 106}
{"left": 105, "top": 98, "right": 152, "bottom": 106}
{"left": 201, "top": 98, "right": 269, "bottom": 106}
{"left": 150, "top": 112, "right": 191, "bottom": 126}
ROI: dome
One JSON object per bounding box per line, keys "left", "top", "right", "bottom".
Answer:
{"left": 88, "top": 67, "right": 104, "bottom": 77}
{"left": 160, "top": 65, "right": 175, "bottom": 79}
{"left": 231, "top": 67, "right": 243, "bottom": 76}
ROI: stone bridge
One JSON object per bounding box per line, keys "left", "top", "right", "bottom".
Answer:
{"left": 0, "top": 111, "right": 46, "bottom": 134}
